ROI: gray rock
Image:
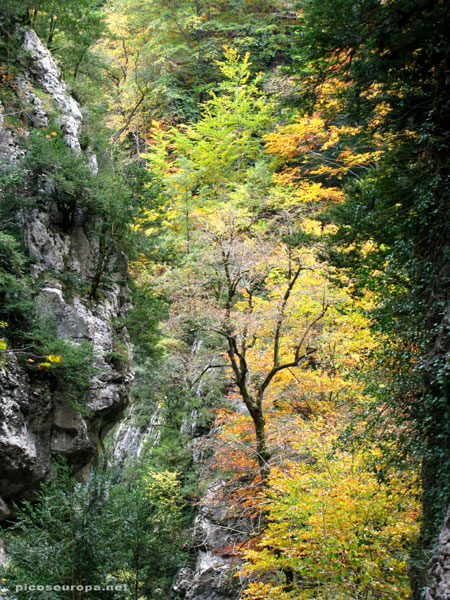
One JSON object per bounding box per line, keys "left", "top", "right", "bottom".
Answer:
{"left": 0, "top": 498, "right": 12, "bottom": 521}
{"left": 0, "top": 102, "right": 25, "bottom": 164}
{"left": 25, "top": 210, "right": 69, "bottom": 275}
{"left": 112, "top": 402, "right": 162, "bottom": 468}
{"left": 0, "top": 538, "right": 5, "bottom": 565}
{"left": 16, "top": 76, "right": 49, "bottom": 128}
{"left": 21, "top": 28, "right": 82, "bottom": 150}
{"left": 87, "top": 151, "right": 98, "bottom": 175}
{"left": 177, "top": 472, "right": 248, "bottom": 599}
{"left": 175, "top": 550, "right": 239, "bottom": 600}
{"left": 0, "top": 28, "right": 133, "bottom": 510}
{"left": 426, "top": 504, "right": 450, "bottom": 600}
{"left": 174, "top": 567, "right": 196, "bottom": 593}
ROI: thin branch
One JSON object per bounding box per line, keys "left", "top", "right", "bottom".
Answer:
{"left": 190, "top": 363, "right": 228, "bottom": 386}
{"left": 273, "top": 264, "right": 302, "bottom": 368}
{"left": 259, "top": 303, "right": 329, "bottom": 400}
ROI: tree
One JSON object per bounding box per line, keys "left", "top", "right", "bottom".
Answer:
{"left": 143, "top": 49, "right": 383, "bottom": 492}
{"left": 106, "top": 471, "right": 185, "bottom": 600}
{"left": 143, "top": 50, "right": 334, "bottom": 479}
{"left": 1, "top": 463, "right": 185, "bottom": 600}
{"left": 286, "top": 0, "right": 450, "bottom": 593}
{"left": 98, "top": 0, "right": 295, "bottom": 152}
{"left": 1, "top": 462, "right": 115, "bottom": 600}
{"left": 241, "top": 416, "right": 420, "bottom": 600}
{"left": 192, "top": 211, "right": 329, "bottom": 479}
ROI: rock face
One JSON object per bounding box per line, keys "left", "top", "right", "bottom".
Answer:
{"left": 0, "top": 28, "right": 133, "bottom": 519}
{"left": 112, "top": 401, "right": 162, "bottom": 468}
{"left": 21, "top": 28, "right": 83, "bottom": 150}
{"left": 175, "top": 478, "right": 248, "bottom": 600}
{"left": 426, "top": 504, "right": 450, "bottom": 600}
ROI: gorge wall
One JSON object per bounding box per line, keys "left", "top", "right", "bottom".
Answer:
{"left": 0, "top": 28, "right": 133, "bottom": 520}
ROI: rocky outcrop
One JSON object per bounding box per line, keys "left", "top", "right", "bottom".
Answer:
{"left": 426, "top": 504, "right": 450, "bottom": 600}
{"left": 175, "top": 479, "right": 248, "bottom": 600}
{"left": 174, "top": 393, "right": 262, "bottom": 600}
{"left": 111, "top": 346, "right": 244, "bottom": 599}
{"left": 112, "top": 402, "right": 161, "bottom": 468}
{"left": 0, "top": 28, "right": 133, "bottom": 518}
{"left": 20, "top": 28, "right": 83, "bottom": 150}
{"left": 175, "top": 556, "right": 236, "bottom": 600}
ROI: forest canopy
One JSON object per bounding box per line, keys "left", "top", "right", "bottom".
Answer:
{"left": 0, "top": 0, "right": 449, "bottom": 599}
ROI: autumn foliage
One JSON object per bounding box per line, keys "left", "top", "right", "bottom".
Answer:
{"left": 135, "top": 47, "right": 422, "bottom": 599}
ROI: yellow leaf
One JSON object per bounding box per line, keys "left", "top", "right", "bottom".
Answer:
{"left": 47, "top": 354, "right": 63, "bottom": 363}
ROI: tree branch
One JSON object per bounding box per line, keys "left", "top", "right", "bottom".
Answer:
{"left": 259, "top": 303, "right": 329, "bottom": 400}
{"left": 273, "top": 264, "right": 302, "bottom": 368}
{"left": 190, "top": 363, "right": 228, "bottom": 386}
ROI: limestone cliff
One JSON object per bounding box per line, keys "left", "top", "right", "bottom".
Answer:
{"left": 0, "top": 28, "right": 133, "bottom": 519}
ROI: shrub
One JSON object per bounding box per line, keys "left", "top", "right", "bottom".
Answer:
{"left": 1, "top": 461, "right": 186, "bottom": 600}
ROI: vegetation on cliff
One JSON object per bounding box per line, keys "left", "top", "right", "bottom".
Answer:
{"left": 0, "top": 0, "right": 449, "bottom": 599}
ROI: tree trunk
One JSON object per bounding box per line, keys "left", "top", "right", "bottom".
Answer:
{"left": 253, "top": 407, "right": 271, "bottom": 481}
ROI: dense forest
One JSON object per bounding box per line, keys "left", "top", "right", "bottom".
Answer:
{"left": 0, "top": 0, "right": 449, "bottom": 599}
